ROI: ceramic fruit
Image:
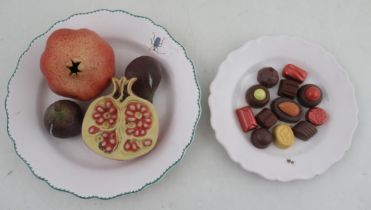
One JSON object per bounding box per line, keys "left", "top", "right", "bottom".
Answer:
{"left": 44, "top": 100, "right": 84, "bottom": 138}
{"left": 40, "top": 28, "right": 115, "bottom": 100}
{"left": 82, "top": 77, "right": 159, "bottom": 160}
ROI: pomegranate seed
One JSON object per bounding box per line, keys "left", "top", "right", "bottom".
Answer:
{"left": 96, "top": 106, "right": 105, "bottom": 113}
{"left": 124, "top": 141, "right": 131, "bottom": 151}
{"left": 126, "top": 110, "right": 134, "bottom": 116}
{"left": 143, "top": 139, "right": 152, "bottom": 147}
{"left": 88, "top": 126, "right": 100, "bottom": 134}
{"left": 105, "top": 101, "right": 112, "bottom": 108}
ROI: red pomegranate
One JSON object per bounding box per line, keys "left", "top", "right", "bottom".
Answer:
{"left": 40, "top": 28, "right": 115, "bottom": 100}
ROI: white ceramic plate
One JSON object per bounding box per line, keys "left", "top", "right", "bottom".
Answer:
{"left": 5, "top": 9, "right": 201, "bottom": 198}
{"left": 209, "top": 36, "right": 358, "bottom": 181}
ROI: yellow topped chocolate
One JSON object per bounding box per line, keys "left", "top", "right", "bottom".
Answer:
{"left": 273, "top": 124, "right": 295, "bottom": 149}
{"left": 82, "top": 77, "right": 159, "bottom": 160}
{"left": 254, "top": 89, "right": 266, "bottom": 101}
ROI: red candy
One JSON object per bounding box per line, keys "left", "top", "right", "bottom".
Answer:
{"left": 306, "top": 107, "right": 328, "bottom": 126}
{"left": 282, "top": 64, "right": 308, "bottom": 83}
{"left": 304, "top": 86, "right": 321, "bottom": 101}
{"left": 236, "top": 106, "right": 257, "bottom": 132}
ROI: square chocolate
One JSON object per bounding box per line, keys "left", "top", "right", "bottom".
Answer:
{"left": 277, "top": 79, "right": 300, "bottom": 99}
{"left": 255, "top": 108, "right": 278, "bottom": 128}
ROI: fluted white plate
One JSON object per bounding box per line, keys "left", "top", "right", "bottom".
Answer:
{"left": 209, "top": 36, "right": 358, "bottom": 181}
{"left": 5, "top": 9, "right": 201, "bottom": 198}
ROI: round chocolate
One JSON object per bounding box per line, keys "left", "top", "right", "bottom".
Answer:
{"left": 246, "top": 85, "right": 270, "bottom": 108}
{"left": 306, "top": 107, "right": 328, "bottom": 126}
{"left": 251, "top": 128, "right": 273, "bottom": 149}
{"left": 271, "top": 97, "right": 303, "bottom": 123}
{"left": 257, "top": 67, "right": 279, "bottom": 88}
{"left": 297, "top": 84, "right": 322, "bottom": 107}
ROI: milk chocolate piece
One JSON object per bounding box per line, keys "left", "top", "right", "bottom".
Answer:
{"left": 297, "top": 84, "right": 323, "bottom": 107}
{"left": 271, "top": 97, "right": 303, "bottom": 123}
{"left": 246, "top": 85, "right": 270, "bottom": 108}
{"left": 257, "top": 67, "right": 279, "bottom": 88}
{"left": 236, "top": 106, "right": 258, "bottom": 132}
{"left": 292, "top": 121, "right": 317, "bottom": 141}
{"left": 282, "top": 64, "right": 308, "bottom": 83}
{"left": 251, "top": 128, "right": 273, "bottom": 149}
{"left": 277, "top": 79, "right": 300, "bottom": 99}
{"left": 255, "top": 108, "right": 278, "bottom": 128}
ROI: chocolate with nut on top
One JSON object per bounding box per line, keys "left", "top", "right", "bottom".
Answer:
{"left": 271, "top": 97, "right": 303, "bottom": 123}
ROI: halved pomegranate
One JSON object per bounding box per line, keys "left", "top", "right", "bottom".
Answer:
{"left": 82, "top": 77, "right": 159, "bottom": 160}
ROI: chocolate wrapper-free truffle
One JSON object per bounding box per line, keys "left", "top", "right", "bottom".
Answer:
{"left": 257, "top": 67, "right": 279, "bottom": 88}
{"left": 251, "top": 128, "right": 273, "bottom": 149}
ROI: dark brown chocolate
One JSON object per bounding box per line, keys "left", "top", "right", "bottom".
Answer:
{"left": 257, "top": 67, "right": 279, "bottom": 88}
{"left": 251, "top": 128, "right": 273, "bottom": 149}
{"left": 297, "top": 84, "right": 323, "bottom": 107}
{"left": 246, "top": 84, "right": 270, "bottom": 108}
{"left": 292, "top": 121, "right": 317, "bottom": 141}
{"left": 271, "top": 97, "right": 303, "bottom": 123}
{"left": 255, "top": 108, "right": 278, "bottom": 128}
{"left": 277, "top": 79, "right": 300, "bottom": 99}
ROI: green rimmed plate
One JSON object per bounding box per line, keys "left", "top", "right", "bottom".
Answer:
{"left": 5, "top": 9, "right": 201, "bottom": 199}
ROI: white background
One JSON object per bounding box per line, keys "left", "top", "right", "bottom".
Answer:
{"left": 0, "top": 0, "right": 370, "bottom": 209}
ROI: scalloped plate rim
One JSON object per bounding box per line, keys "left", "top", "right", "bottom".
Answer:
{"left": 209, "top": 35, "right": 358, "bottom": 181}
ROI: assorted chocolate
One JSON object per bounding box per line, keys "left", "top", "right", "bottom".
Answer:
{"left": 251, "top": 128, "right": 273, "bottom": 149}
{"left": 273, "top": 124, "right": 295, "bottom": 149}
{"left": 257, "top": 67, "right": 279, "bottom": 88}
{"left": 236, "top": 106, "right": 257, "bottom": 132}
{"left": 292, "top": 121, "right": 317, "bottom": 141}
{"left": 278, "top": 79, "right": 300, "bottom": 98}
{"left": 255, "top": 108, "right": 278, "bottom": 129}
{"left": 235, "top": 64, "right": 329, "bottom": 150}
{"left": 306, "top": 107, "right": 328, "bottom": 126}
{"left": 297, "top": 84, "right": 322, "bottom": 107}
{"left": 282, "top": 64, "right": 308, "bottom": 83}
{"left": 246, "top": 84, "right": 270, "bottom": 108}
{"left": 271, "top": 97, "right": 302, "bottom": 123}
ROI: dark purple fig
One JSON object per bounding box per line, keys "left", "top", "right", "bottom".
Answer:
{"left": 125, "top": 56, "right": 162, "bottom": 102}
{"left": 44, "top": 100, "right": 84, "bottom": 138}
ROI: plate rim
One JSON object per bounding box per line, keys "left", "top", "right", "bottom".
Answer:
{"left": 209, "top": 35, "right": 359, "bottom": 181}
{"left": 5, "top": 9, "right": 202, "bottom": 199}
